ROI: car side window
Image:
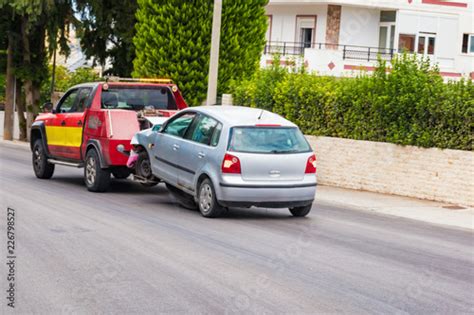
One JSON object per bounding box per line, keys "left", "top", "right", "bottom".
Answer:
{"left": 190, "top": 115, "right": 219, "bottom": 146}
{"left": 162, "top": 113, "right": 196, "bottom": 138}
{"left": 70, "top": 88, "right": 92, "bottom": 113}
{"left": 210, "top": 123, "right": 222, "bottom": 147}
{"left": 56, "top": 89, "right": 79, "bottom": 113}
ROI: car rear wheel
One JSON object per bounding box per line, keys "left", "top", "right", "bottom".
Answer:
{"left": 289, "top": 205, "right": 312, "bottom": 217}
{"left": 32, "top": 139, "right": 55, "bottom": 179}
{"left": 136, "top": 150, "right": 158, "bottom": 187}
{"left": 84, "top": 149, "right": 110, "bottom": 192}
{"left": 198, "top": 179, "right": 225, "bottom": 218}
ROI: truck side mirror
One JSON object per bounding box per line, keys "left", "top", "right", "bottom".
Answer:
{"left": 42, "top": 102, "right": 53, "bottom": 113}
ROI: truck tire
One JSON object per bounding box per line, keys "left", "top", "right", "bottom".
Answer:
{"left": 289, "top": 205, "right": 312, "bottom": 217}
{"left": 32, "top": 139, "right": 55, "bottom": 179}
{"left": 197, "top": 178, "right": 225, "bottom": 218}
{"left": 84, "top": 149, "right": 110, "bottom": 192}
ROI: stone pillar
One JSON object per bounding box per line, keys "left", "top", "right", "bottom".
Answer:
{"left": 325, "top": 5, "right": 342, "bottom": 50}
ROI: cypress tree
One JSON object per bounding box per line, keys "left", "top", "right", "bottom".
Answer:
{"left": 133, "top": 0, "right": 268, "bottom": 105}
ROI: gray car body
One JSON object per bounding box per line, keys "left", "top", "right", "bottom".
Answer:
{"left": 134, "top": 106, "right": 317, "bottom": 208}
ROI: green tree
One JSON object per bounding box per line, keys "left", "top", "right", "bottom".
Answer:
{"left": 133, "top": 0, "right": 268, "bottom": 105}
{"left": 75, "top": 0, "right": 138, "bottom": 76}
{"left": 1, "top": 0, "right": 75, "bottom": 140}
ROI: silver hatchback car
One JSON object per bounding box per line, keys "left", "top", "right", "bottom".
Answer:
{"left": 135, "top": 106, "right": 317, "bottom": 218}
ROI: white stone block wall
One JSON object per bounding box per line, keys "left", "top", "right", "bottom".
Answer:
{"left": 306, "top": 136, "right": 474, "bottom": 206}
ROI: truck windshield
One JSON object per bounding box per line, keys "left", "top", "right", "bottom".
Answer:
{"left": 228, "top": 126, "right": 311, "bottom": 154}
{"left": 101, "top": 86, "right": 177, "bottom": 110}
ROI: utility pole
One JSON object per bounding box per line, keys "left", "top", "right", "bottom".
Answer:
{"left": 206, "top": 0, "right": 222, "bottom": 105}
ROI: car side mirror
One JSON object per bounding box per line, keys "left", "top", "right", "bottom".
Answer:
{"left": 42, "top": 102, "right": 53, "bottom": 113}
{"left": 152, "top": 124, "right": 162, "bottom": 132}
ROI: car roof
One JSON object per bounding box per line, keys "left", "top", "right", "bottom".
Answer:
{"left": 188, "top": 106, "right": 296, "bottom": 127}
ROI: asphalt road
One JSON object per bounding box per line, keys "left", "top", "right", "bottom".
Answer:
{"left": 1, "top": 142, "right": 473, "bottom": 314}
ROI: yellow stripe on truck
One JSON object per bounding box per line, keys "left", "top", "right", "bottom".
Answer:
{"left": 45, "top": 126, "right": 83, "bottom": 147}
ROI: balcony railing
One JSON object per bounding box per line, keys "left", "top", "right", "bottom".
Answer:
{"left": 264, "top": 41, "right": 395, "bottom": 62}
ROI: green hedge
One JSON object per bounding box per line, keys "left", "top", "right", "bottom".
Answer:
{"left": 230, "top": 54, "right": 473, "bottom": 151}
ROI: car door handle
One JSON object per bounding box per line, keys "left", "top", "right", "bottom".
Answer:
{"left": 198, "top": 152, "right": 206, "bottom": 158}
{"left": 61, "top": 120, "right": 66, "bottom": 126}
{"left": 77, "top": 120, "right": 83, "bottom": 126}
{"left": 172, "top": 144, "right": 180, "bottom": 150}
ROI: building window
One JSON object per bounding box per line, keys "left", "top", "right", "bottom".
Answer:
{"left": 380, "top": 11, "right": 396, "bottom": 23}
{"left": 462, "top": 34, "right": 474, "bottom": 54}
{"left": 417, "top": 34, "right": 436, "bottom": 56}
{"left": 296, "top": 16, "right": 316, "bottom": 49}
{"left": 378, "top": 11, "right": 396, "bottom": 50}
{"left": 398, "top": 34, "right": 416, "bottom": 52}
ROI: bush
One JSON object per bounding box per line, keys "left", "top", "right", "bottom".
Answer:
{"left": 230, "top": 54, "right": 473, "bottom": 151}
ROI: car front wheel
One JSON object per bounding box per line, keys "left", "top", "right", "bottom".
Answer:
{"left": 84, "top": 149, "right": 110, "bottom": 192}
{"left": 289, "top": 204, "right": 312, "bottom": 217}
{"left": 198, "top": 179, "right": 225, "bottom": 218}
{"left": 32, "top": 139, "right": 55, "bottom": 179}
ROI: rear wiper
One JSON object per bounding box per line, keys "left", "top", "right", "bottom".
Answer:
{"left": 270, "top": 149, "right": 298, "bottom": 154}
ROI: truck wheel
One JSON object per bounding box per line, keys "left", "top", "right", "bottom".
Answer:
{"left": 198, "top": 179, "right": 225, "bottom": 218}
{"left": 289, "top": 205, "right": 312, "bottom": 217}
{"left": 136, "top": 150, "right": 158, "bottom": 187}
{"left": 32, "top": 139, "right": 55, "bottom": 179}
{"left": 84, "top": 149, "right": 110, "bottom": 192}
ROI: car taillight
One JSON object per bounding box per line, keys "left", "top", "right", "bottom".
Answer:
{"left": 221, "top": 153, "right": 241, "bottom": 174}
{"left": 305, "top": 154, "right": 317, "bottom": 174}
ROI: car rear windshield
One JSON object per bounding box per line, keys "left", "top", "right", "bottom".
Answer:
{"left": 101, "top": 86, "right": 177, "bottom": 110}
{"left": 228, "top": 126, "right": 311, "bottom": 154}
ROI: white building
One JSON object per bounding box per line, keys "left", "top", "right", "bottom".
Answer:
{"left": 263, "top": 0, "right": 474, "bottom": 79}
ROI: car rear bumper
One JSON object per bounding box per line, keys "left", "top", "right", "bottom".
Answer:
{"left": 216, "top": 181, "right": 317, "bottom": 208}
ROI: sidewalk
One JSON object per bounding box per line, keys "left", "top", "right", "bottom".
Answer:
{"left": 1, "top": 139, "right": 472, "bottom": 231}
{"left": 316, "top": 185, "right": 473, "bottom": 231}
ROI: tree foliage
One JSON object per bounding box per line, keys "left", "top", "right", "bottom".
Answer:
{"left": 231, "top": 54, "right": 474, "bottom": 151}
{"left": 133, "top": 0, "right": 268, "bottom": 105}
{"left": 75, "top": 0, "right": 138, "bottom": 76}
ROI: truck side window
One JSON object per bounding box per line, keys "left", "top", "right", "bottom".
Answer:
{"left": 70, "top": 88, "right": 92, "bottom": 113}
{"left": 56, "top": 89, "right": 79, "bottom": 113}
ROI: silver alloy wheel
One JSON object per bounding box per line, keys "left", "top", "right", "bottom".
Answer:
{"left": 199, "top": 183, "right": 213, "bottom": 213}
{"left": 33, "top": 147, "right": 42, "bottom": 171}
{"left": 85, "top": 156, "right": 96, "bottom": 186}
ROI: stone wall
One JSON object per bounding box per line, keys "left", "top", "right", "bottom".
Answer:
{"left": 325, "top": 5, "right": 342, "bottom": 49}
{"left": 306, "top": 136, "right": 474, "bottom": 206}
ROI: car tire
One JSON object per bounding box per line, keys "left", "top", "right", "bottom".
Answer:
{"left": 32, "top": 139, "right": 55, "bottom": 179}
{"left": 136, "top": 150, "right": 158, "bottom": 187}
{"left": 84, "top": 149, "right": 110, "bottom": 192}
{"left": 198, "top": 178, "right": 225, "bottom": 218}
{"left": 289, "top": 205, "right": 312, "bottom": 217}
{"left": 165, "top": 183, "right": 197, "bottom": 210}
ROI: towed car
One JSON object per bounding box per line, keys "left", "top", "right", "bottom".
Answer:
{"left": 133, "top": 106, "right": 317, "bottom": 218}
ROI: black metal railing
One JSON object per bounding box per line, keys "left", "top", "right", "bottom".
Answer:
{"left": 264, "top": 41, "right": 395, "bottom": 62}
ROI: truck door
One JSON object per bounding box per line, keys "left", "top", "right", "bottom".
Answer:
{"left": 63, "top": 87, "right": 92, "bottom": 160}
{"left": 47, "top": 88, "right": 79, "bottom": 158}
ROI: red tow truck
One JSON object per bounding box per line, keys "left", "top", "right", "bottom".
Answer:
{"left": 30, "top": 78, "right": 187, "bottom": 191}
